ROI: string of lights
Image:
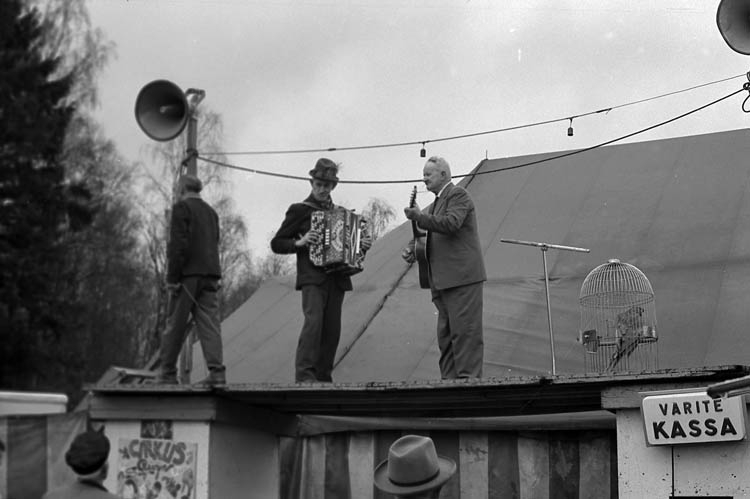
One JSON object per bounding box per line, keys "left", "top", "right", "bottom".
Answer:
{"left": 200, "top": 73, "right": 744, "bottom": 157}
{"left": 198, "top": 84, "right": 747, "bottom": 184}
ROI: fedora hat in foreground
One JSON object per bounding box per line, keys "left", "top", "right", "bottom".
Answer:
{"left": 373, "top": 434, "right": 456, "bottom": 495}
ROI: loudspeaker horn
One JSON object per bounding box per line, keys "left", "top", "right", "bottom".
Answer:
{"left": 717, "top": 0, "right": 750, "bottom": 55}
{"left": 134, "top": 80, "right": 189, "bottom": 141}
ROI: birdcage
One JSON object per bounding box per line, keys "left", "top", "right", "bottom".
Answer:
{"left": 578, "top": 259, "right": 658, "bottom": 373}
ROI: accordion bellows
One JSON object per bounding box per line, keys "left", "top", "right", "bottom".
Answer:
{"left": 309, "top": 208, "right": 368, "bottom": 275}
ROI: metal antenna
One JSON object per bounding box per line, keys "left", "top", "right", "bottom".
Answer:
{"left": 500, "top": 238, "right": 590, "bottom": 375}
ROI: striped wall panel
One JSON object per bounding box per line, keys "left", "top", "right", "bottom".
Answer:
{"left": 0, "top": 412, "right": 87, "bottom": 499}
{"left": 279, "top": 429, "right": 617, "bottom": 499}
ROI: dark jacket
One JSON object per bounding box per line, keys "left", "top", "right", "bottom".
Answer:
{"left": 43, "top": 479, "right": 120, "bottom": 499}
{"left": 167, "top": 193, "right": 221, "bottom": 283}
{"left": 413, "top": 182, "right": 486, "bottom": 290}
{"left": 270, "top": 195, "right": 353, "bottom": 291}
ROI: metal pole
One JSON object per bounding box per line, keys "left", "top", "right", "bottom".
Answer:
{"left": 177, "top": 88, "right": 205, "bottom": 384}
{"left": 707, "top": 373, "right": 750, "bottom": 398}
{"left": 182, "top": 88, "right": 204, "bottom": 177}
{"left": 500, "top": 238, "right": 590, "bottom": 375}
{"left": 541, "top": 246, "right": 555, "bottom": 374}
{"left": 185, "top": 113, "right": 198, "bottom": 176}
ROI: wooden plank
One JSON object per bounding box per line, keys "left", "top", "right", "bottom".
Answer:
{"left": 325, "top": 433, "right": 351, "bottom": 499}
{"left": 294, "top": 412, "right": 614, "bottom": 436}
{"left": 601, "top": 382, "right": 709, "bottom": 409}
{"left": 214, "top": 399, "right": 298, "bottom": 436}
{"left": 518, "top": 432, "right": 550, "bottom": 499}
{"left": 88, "top": 366, "right": 750, "bottom": 420}
{"left": 548, "top": 432, "right": 579, "bottom": 499}
{"left": 431, "top": 431, "right": 460, "bottom": 498}
{"left": 347, "top": 432, "right": 374, "bottom": 499}
{"left": 578, "top": 432, "right": 612, "bottom": 499}
{"left": 88, "top": 395, "right": 218, "bottom": 420}
{"left": 279, "top": 436, "right": 302, "bottom": 499}
{"left": 301, "top": 435, "right": 326, "bottom": 499}
{"left": 488, "top": 432, "right": 520, "bottom": 498}
{"left": 459, "top": 431, "right": 488, "bottom": 499}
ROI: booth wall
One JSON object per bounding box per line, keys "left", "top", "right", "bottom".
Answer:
{"left": 617, "top": 407, "right": 750, "bottom": 497}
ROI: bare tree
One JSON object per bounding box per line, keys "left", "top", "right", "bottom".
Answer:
{"left": 32, "top": 0, "right": 114, "bottom": 109}
{"left": 361, "top": 197, "right": 397, "bottom": 241}
{"left": 259, "top": 253, "right": 295, "bottom": 280}
{"left": 140, "top": 107, "right": 255, "bottom": 324}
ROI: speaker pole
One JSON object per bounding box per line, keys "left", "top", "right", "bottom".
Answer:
{"left": 176, "top": 88, "right": 205, "bottom": 384}
{"left": 183, "top": 88, "right": 205, "bottom": 177}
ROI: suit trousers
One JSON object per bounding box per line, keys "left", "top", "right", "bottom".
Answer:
{"left": 297, "top": 279, "right": 345, "bottom": 382}
{"left": 160, "top": 275, "right": 224, "bottom": 376}
{"left": 431, "top": 281, "right": 484, "bottom": 379}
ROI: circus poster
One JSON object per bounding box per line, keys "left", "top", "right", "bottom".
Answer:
{"left": 116, "top": 437, "right": 197, "bottom": 499}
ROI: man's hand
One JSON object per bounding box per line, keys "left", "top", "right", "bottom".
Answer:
{"left": 166, "top": 282, "right": 181, "bottom": 294}
{"left": 296, "top": 228, "right": 321, "bottom": 247}
{"left": 361, "top": 234, "right": 373, "bottom": 251}
{"left": 404, "top": 202, "right": 421, "bottom": 221}
{"left": 401, "top": 241, "right": 416, "bottom": 263}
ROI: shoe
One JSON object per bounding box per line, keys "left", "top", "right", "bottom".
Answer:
{"left": 197, "top": 370, "right": 226, "bottom": 386}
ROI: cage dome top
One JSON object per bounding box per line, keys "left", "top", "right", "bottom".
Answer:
{"left": 579, "top": 259, "right": 654, "bottom": 306}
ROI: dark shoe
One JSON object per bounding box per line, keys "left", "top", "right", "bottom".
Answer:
{"left": 197, "top": 370, "right": 226, "bottom": 386}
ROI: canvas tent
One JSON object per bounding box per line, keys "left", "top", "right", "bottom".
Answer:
{"left": 192, "top": 128, "right": 750, "bottom": 384}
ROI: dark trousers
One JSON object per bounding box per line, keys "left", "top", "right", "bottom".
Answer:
{"left": 431, "top": 281, "right": 484, "bottom": 379}
{"left": 160, "top": 276, "right": 225, "bottom": 376}
{"left": 296, "top": 279, "right": 345, "bottom": 382}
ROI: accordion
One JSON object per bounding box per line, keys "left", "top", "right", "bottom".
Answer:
{"left": 309, "top": 207, "right": 368, "bottom": 275}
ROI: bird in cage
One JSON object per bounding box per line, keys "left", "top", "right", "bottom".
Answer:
{"left": 607, "top": 305, "right": 645, "bottom": 371}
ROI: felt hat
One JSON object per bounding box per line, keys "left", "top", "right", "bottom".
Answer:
{"left": 308, "top": 158, "right": 339, "bottom": 183}
{"left": 65, "top": 429, "right": 110, "bottom": 475}
{"left": 373, "top": 435, "right": 456, "bottom": 495}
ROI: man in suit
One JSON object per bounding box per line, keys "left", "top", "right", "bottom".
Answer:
{"left": 402, "top": 156, "right": 486, "bottom": 379}
{"left": 157, "top": 174, "right": 225, "bottom": 386}
{"left": 271, "top": 158, "right": 371, "bottom": 382}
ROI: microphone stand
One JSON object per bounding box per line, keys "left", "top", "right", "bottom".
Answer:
{"left": 500, "top": 239, "right": 590, "bottom": 375}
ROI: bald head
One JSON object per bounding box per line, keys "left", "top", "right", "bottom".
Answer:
{"left": 426, "top": 156, "right": 451, "bottom": 177}
{"left": 423, "top": 156, "right": 452, "bottom": 194}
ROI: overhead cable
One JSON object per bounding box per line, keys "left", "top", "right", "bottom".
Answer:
{"left": 198, "top": 85, "right": 746, "bottom": 184}
{"left": 201, "top": 73, "right": 744, "bottom": 157}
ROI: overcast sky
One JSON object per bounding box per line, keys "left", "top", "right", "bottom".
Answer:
{"left": 86, "top": 0, "right": 749, "bottom": 257}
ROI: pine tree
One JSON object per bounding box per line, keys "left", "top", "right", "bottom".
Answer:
{"left": 0, "top": 0, "right": 79, "bottom": 388}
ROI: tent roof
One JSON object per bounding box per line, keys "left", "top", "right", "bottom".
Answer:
{"left": 193, "top": 128, "right": 750, "bottom": 384}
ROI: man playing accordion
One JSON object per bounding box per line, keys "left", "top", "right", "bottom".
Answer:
{"left": 271, "top": 158, "right": 371, "bottom": 383}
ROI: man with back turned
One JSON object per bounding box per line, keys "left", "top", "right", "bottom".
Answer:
{"left": 157, "top": 174, "right": 226, "bottom": 385}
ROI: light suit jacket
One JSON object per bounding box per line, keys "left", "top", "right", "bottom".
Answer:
{"left": 413, "top": 182, "right": 486, "bottom": 290}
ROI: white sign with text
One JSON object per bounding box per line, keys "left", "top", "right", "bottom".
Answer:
{"left": 641, "top": 390, "right": 746, "bottom": 446}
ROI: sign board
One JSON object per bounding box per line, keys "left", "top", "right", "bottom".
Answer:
{"left": 116, "top": 437, "right": 197, "bottom": 499}
{"left": 641, "top": 390, "right": 746, "bottom": 446}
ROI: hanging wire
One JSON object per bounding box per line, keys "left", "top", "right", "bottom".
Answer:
{"left": 198, "top": 85, "right": 746, "bottom": 184}
{"left": 474, "top": 86, "right": 745, "bottom": 178}
{"left": 201, "top": 73, "right": 745, "bottom": 157}
{"left": 741, "top": 71, "right": 750, "bottom": 113}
